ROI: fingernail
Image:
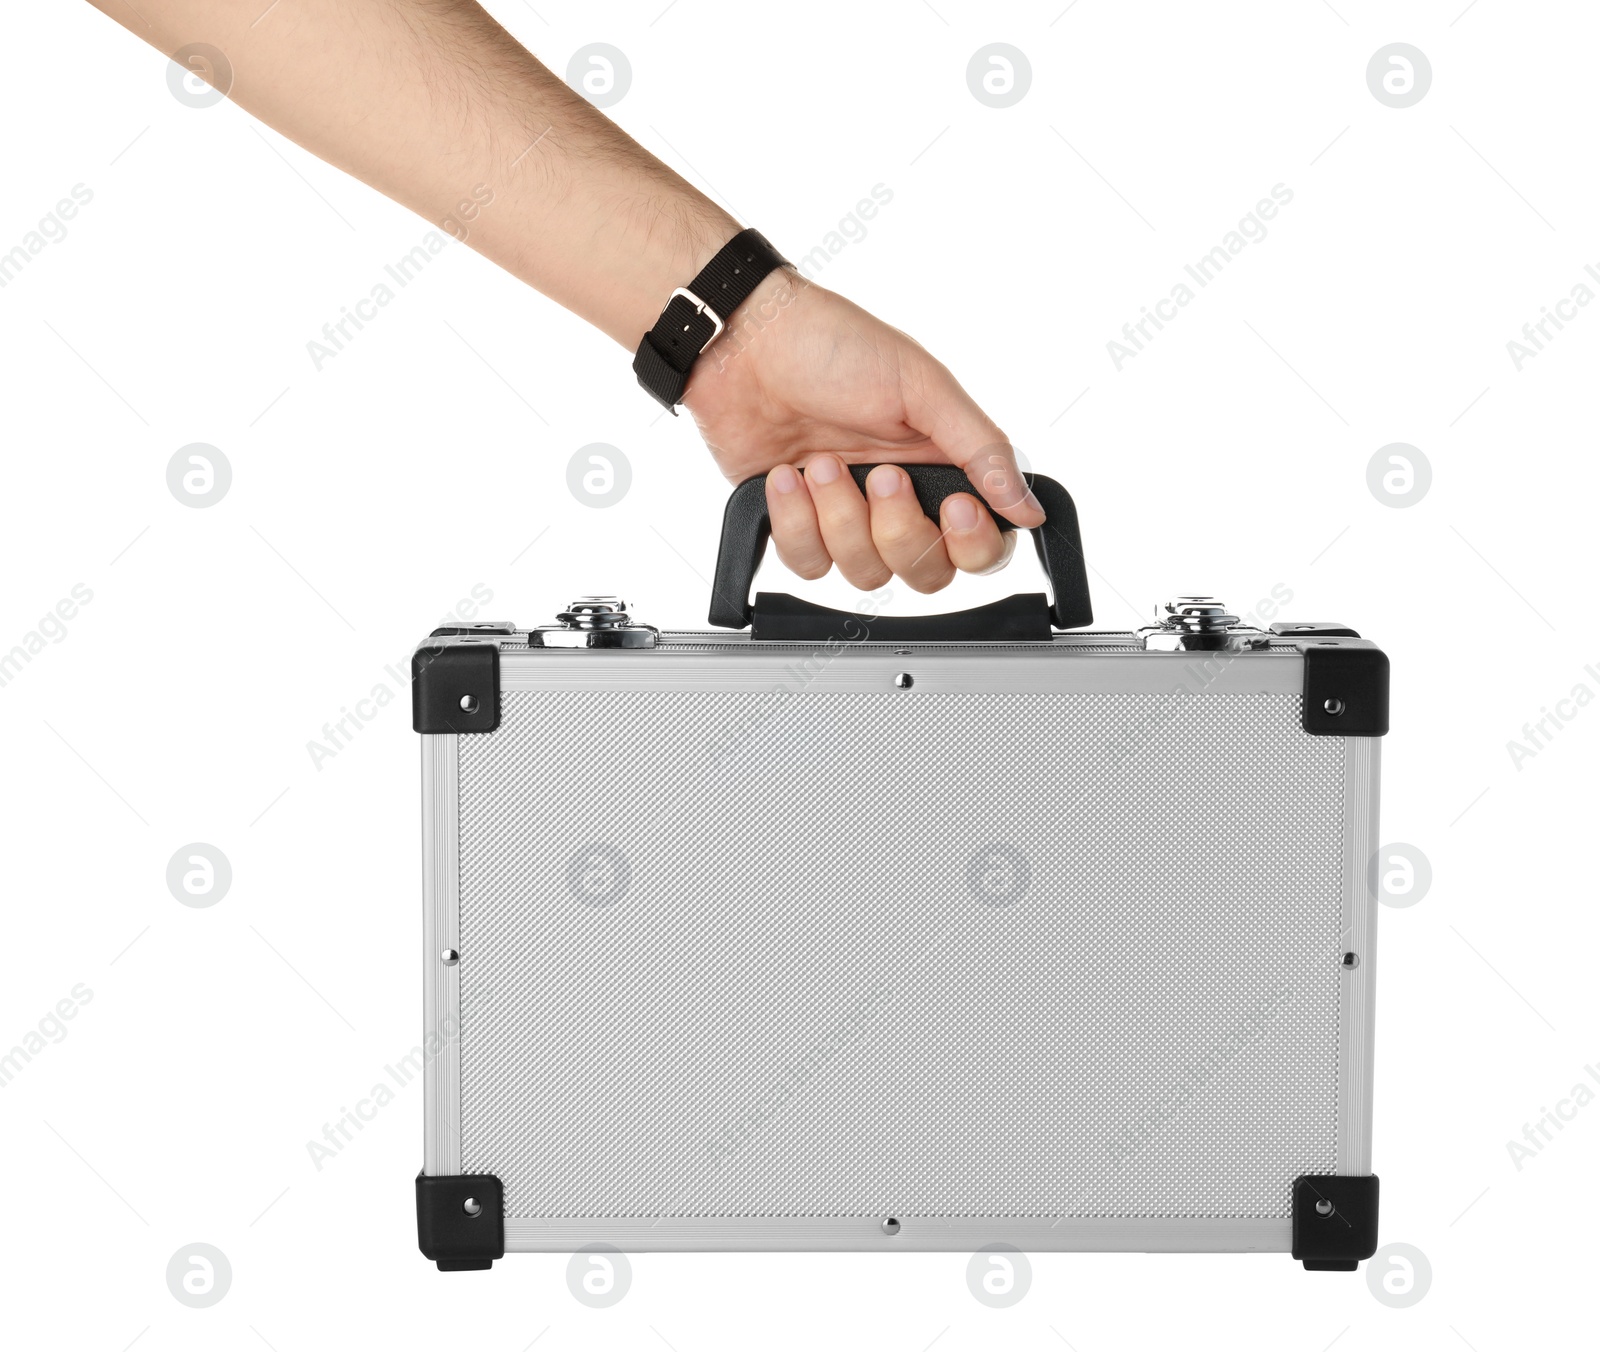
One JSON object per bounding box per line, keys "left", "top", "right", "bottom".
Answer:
{"left": 771, "top": 465, "right": 799, "bottom": 494}
{"left": 808, "top": 455, "right": 840, "bottom": 485}
{"left": 1024, "top": 488, "right": 1044, "bottom": 516}
{"left": 868, "top": 465, "right": 901, "bottom": 498}
{"left": 946, "top": 495, "right": 979, "bottom": 530}
{"left": 974, "top": 531, "right": 1019, "bottom": 576}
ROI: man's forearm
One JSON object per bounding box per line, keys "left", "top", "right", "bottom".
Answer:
{"left": 89, "top": 0, "right": 737, "bottom": 346}
{"left": 86, "top": 0, "right": 1041, "bottom": 593}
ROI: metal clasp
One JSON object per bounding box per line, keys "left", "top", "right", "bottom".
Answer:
{"left": 530, "top": 596, "right": 658, "bottom": 649}
{"left": 1138, "top": 596, "right": 1269, "bottom": 652}
{"left": 669, "top": 287, "right": 725, "bottom": 352}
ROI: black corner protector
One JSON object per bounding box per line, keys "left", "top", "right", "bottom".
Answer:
{"left": 1291, "top": 1173, "right": 1379, "bottom": 1269}
{"left": 1271, "top": 621, "right": 1361, "bottom": 638}
{"left": 1297, "top": 640, "right": 1389, "bottom": 736}
{"left": 417, "top": 1172, "right": 504, "bottom": 1269}
{"left": 412, "top": 643, "right": 500, "bottom": 734}
{"left": 430, "top": 621, "right": 518, "bottom": 637}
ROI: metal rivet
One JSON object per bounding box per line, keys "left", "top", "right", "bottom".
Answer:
{"left": 1315, "top": 1198, "right": 1335, "bottom": 1217}
{"left": 462, "top": 1197, "right": 482, "bottom": 1217}
{"left": 441, "top": 948, "right": 459, "bottom": 966}
{"left": 1323, "top": 697, "right": 1345, "bottom": 716}
{"left": 1342, "top": 951, "right": 1360, "bottom": 970}
{"left": 894, "top": 648, "right": 911, "bottom": 656}
{"left": 880, "top": 1217, "right": 901, "bottom": 1235}
{"left": 893, "top": 672, "right": 914, "bottom": 690}
{"left": 459, "top": 694, "right": 480, "bottom": 714}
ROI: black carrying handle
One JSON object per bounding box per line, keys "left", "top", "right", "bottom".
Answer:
{"left": 709, "top": 464, "right": 1093, "bottom": 631}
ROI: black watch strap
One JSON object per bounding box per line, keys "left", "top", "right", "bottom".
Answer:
{"left": 632, "top": 228, "right": 789, "bottom": 411}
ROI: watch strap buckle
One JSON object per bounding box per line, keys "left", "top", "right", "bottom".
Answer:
{"left": 631, "top": 228, "right": 790, "bottom": 412}
{"left": 668, "top": 287, "right": 725, "bottom": 351}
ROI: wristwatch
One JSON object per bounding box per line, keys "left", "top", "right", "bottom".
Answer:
{"left": 632, "top": 228, "right": 789, "bottom": 412}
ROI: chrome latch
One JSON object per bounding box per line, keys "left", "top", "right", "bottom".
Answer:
{"left": 530, "top": 596, "right": 658, "bottom": 649}
{"left": 1138, "top": 596, "right": 1269, "bottom": 652}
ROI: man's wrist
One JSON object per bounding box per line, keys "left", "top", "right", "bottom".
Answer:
{"left": 631, "top": 228, "right": 791, "bottom": 411}
{"left": 688, "top": 266, "right": 808, "bottom": 388}
{"left": 620, "top": 206, "right": 740, "bottom": 340}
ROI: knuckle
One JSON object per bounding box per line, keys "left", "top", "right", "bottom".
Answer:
{"left": 793, "top": 554, "right": 832, "bottom": 580}
{"left": 901, "top": 564, "right": 956, "bottom": 594}
{"left": 871, "top": 514, "right": 924, "bottom": 552}
{"left": 814, "top": 499, "right": 866, "bottom": 533}
{"left": 842, "top": 559, "right": 892, "bottom": 590}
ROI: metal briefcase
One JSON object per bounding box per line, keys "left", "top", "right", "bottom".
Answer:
{"left": 411, "top": 467, "right": 1388, "bottom": 1273}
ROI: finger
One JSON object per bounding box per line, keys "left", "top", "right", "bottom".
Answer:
{"left": 865, "top": 465, "right": 954, "bottom": 593}
{"left": 802, "top": 453, "right": 891, "bottom": 590}
{"left": 960, "top": 443, "right": 1043, "bottom": 528}
{"left": 939, "top": 492, "right": 1012, "bottom": 576}
{"left": 765, "top": 464, "right": 830, "bottom": 580}
{"left": 899, "top": 357, "right": 1045, "bottom": 528}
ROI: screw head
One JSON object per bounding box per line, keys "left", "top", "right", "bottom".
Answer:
{"left": 1342, "top": 951, "right": 1360, "bottom": 970}
{"left": 1323, "top": 697, "right": 1346, "bottom": 716}
{"left": 892, "top": 672, "right": 914, "bottom": 690}
{"left": 459, "top": 693, "right": 480, "bottom": 714}
{"left": 1315, "top": 1198, "right": 1335, "bottom": 1217}
{"left": 880, "top": 1217, "right": 901, "bottom": 1235}
{"left": 462, "top": 1197, "right": 482, "bottom": 1217}
{"left": 441, "top": 948, "right": 459, "bottom": 966}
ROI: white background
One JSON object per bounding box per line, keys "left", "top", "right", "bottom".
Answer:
{"left": 2, "top": 0, "right": 1596, "bottom": 1347}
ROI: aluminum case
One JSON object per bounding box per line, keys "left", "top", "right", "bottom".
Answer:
{"left": 413, "top": 609, "right": 1384, "bottom": 1268}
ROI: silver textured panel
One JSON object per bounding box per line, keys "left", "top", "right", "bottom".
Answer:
{"left": 457, "top": 690, "right": 1344, "bottom": 1221}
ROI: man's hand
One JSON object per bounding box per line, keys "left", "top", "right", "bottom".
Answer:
{"left": 85, "top": 0, "right": 1044, "bottom": 600}
{"left": 684, "top": 272, "right": 1044, "bottom": 593}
